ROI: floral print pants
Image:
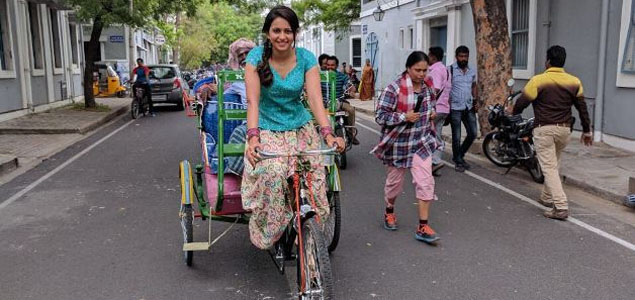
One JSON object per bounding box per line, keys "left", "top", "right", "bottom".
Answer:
{"left": 241, "top": 122, "right": 329, "bottom": 249}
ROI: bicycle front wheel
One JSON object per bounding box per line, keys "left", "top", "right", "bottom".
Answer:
{"left": 297, "top": 218, "right": 334, "bottom": 299}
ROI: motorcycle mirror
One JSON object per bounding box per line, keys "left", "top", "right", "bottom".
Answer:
{"left": 507, "top": 79, "right": 515, "bottom": 87}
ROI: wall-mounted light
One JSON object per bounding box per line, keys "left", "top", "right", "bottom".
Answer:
{"left": 373, "top": 5, "right": 385, "bottom": 21}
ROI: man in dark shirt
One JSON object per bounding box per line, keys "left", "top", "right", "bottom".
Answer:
{"left": 513, "top": 45, "right": 592, "bottom": 220}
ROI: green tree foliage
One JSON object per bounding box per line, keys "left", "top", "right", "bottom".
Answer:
{"left": 63, "top": 0, "right": 200, "bottom": 107}
{"left": 179, "top": 1, "right": 261, "bottom": 67}
{"left": 292, "top": 0, "right": 360, "bottom": 33}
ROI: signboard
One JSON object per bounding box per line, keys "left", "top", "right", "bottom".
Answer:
{"left": 109, "top": 35, "right": 125, "bottom": 43}
{"left": 155, "top": 34, "right": 166, "bottom": 45}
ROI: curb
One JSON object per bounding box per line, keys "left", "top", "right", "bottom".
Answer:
{"left": 0, "top": 155, "right": 18, "bottom": 176}
{"left": 0, "top": 105, "right": 128, "bottom": 135}
{"left": 354, "top": 107, "right": 627, "bottom": 207}
{"left": 78, "top": 105, "right": 128, "bottom": 134}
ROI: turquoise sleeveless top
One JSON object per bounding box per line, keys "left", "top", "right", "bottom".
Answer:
{"left": 245, "top": 46, "right": 317, "bottom": 131}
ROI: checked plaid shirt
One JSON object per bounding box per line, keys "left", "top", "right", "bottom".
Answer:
{"left": 373, "top": 74, "right": 438, "bottom": 168}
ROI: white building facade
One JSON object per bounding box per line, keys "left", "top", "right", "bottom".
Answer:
{"left": 0, "top": 0, "right": 84, "bottom": 119}
{"left": 298, "top": 23, "right": 363, "bottom": 72}
{"left": 360, "top": 0, "right": 635, "bottom": 150}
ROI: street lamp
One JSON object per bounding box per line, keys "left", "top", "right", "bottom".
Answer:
{"left": 373, "top": 5, "right": 385, "bottom": 22}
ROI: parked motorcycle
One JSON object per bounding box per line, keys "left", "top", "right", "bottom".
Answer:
{"left": 482, "top": 79, "right": 544, "bottom": 183}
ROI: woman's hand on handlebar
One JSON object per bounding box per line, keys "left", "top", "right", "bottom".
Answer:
{"left": 325, "top": 135, "right": 345, "bottom": 153}
{"left": 246, "top": 136, "right": 262, "bottom": 167}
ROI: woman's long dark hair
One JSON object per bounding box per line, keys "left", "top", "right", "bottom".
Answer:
{"left": 258, "top": 5, "right": 300, "bottom": 87}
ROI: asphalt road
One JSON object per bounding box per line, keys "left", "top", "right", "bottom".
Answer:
{"left": 1, "top": 107, "right": 634, "bottom": 300}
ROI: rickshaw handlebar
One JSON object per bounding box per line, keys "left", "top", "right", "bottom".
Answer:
{"left": 258, "top": 147, "right": 338, "bottom": 159}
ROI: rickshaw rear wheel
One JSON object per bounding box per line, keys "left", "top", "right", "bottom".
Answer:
{"left": 181, "top": 204, "right": 194, "bottom": 266}
{"left": 116, "top": 91, "right": 126, "bottom": 98}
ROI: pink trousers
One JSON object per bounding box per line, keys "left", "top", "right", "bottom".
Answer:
{"left": 384, "top": 155, "right": 435, "bottom": 207}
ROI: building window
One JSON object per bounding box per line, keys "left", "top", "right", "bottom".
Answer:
{"left": 511, "top": 0, "right": 529, "bottom": 69}
{"left": 351, "top": 37, "right": 361, "bottom": 68}
{"left": 49, "top": 9, "right": 62, "bottom": 70}
{"left": 69, "top": 23, "right": 79, "bottom": 66}
{"left": 622, "top": 0, "right": 635, "bottom": 73}
{"left": 0, "top": 0, "right": 13, "bottom": 72}
{"left": 28, "top": 2, "right": 43, "bottom": 70}
{"left": 399, "top": 29, "right": 404, "bottom": 49}
{"left": 408, "top": 26, "right": 414, "bottom": 49}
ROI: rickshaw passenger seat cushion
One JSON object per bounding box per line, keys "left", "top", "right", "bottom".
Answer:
{"left": 205, "top": 173, "right": 248, "bottom": 215}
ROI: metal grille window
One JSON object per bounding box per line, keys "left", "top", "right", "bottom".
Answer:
{"left": 49, "top": 9, "right": 62, "bottom": 69}
{"left": 511, "top": 0, "right": 529, "bottom": 69}
{"left": 409, "top": 27, "right": 414, "bottom": 49}
{"left": 28, "top": 2, "right": 43, "bottom": 70}
{"left": 399, "top": 29, "right": 404, "bottom": 49}
{"left": 352, "top": 37, "right": 361, "bottom": 67}
{"left": 622, "top": 0, "right": 635, "bottom": 73}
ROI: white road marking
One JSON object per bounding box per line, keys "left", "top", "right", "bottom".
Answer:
{"left": 356, "top": 119, "right": 635, "bottom": 252}
{"left": 0, "top": 119, "right": 135, "bottom": 211}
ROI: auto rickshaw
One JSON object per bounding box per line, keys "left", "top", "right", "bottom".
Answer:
{"left": 92, "top": 63, "right": 127, "bottom": 98}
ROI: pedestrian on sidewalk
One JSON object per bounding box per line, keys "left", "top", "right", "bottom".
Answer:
{"left": 513, "top": 45, "right": 592, "bottom": 220}
{"left": 360, "top": 59, "right": 375, "bottom": 101}
{"left": 372, "top": 51, "right": 440, "bottom": 244}
{"left": 448, "top": 46, "right": 478, "bottom": 172}
{"left": 427, "top": 47, "right": 452, "bottom": 175}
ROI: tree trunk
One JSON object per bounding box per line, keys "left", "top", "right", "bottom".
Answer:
{"left": 83, "top": 15, "right": 104, "bottom": 108}
{"left": 172, "top": 12, "right": 181, "bottom": 65}
{"left": 470, "top": 0, "right": 513, "bottom": 136}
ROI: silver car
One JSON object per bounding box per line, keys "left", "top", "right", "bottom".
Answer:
{"left": 148, "top": 64, "right": 189, "bottom": 110}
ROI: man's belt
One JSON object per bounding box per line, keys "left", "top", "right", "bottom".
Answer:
{"left": 536, "top": 123, "right": 571, "bottom": 128}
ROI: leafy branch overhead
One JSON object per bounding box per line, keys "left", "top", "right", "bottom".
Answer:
{"left": 292, "top": 0, "right": 360, "bottom": 33}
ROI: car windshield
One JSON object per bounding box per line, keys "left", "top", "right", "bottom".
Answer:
{"left": 149, "top": 67, "right": 176, "bottom": 79}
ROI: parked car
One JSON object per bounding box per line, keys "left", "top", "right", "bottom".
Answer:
{"left": 147, "top": 64, "right": 189, "bottom": 110}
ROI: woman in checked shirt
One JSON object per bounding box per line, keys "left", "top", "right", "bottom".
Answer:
{"left": 372, "top": 51, "right": 440, "bottom": 244}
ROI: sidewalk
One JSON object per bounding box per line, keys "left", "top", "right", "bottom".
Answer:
{"left": 0, "top": 97, "right": 129, "bottom": 181}
{"left": 348, "top": 98, "right": 635, "bottom": 206}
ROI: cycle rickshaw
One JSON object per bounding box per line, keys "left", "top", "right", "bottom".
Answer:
{"left": 178, "top": 70, "right": 343, "bottom": 299}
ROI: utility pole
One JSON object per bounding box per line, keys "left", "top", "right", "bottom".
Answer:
{"left": 128, "top": 0, "right": 135, "bottom": 79}
{"left": 172, "top": 11, "right": 181, "bottom": 65}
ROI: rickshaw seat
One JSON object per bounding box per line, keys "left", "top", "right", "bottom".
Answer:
{"left": 204, "top": 172, "right": 249, "bottom": 215}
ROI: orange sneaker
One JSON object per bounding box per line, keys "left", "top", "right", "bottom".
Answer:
{"left": 383, "top": 213, "right": 398, "bottom": 231}
{"left": 415, "top": 224, "right": 440, "bottom": 244}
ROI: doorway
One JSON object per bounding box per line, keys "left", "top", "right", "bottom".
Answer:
{"left": 430, "top": 25, "right": 447, "bottom": 64}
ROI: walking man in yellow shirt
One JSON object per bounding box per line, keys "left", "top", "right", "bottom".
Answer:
{"left": 513, "top": 45, "right": 593, "bottom": 220}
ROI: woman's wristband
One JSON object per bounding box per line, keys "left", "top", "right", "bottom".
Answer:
{"left": 320, "top": 126, "right": 334, "bottom": 139}
{"left": 247, "top": 128, "right": 260, "bottom": 141}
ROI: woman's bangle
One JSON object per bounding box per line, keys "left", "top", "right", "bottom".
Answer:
{"left": 247, "top": 128, "right": 260, "bottom": 140}
{"left": 320, "top": 126, "right": 334, "bottom": 139}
